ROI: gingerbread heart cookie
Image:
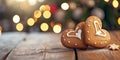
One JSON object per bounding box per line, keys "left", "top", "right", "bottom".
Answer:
{"left": 61, "top": 22, "right": 87, "bottom": 49}
{"left": 84, "top": 16, "right": 111, "bottom": 48}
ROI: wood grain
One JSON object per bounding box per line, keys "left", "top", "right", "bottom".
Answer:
{"left": 6, "top": 33, "right": 75, "bottom": 60}
{"left": 0, "top": 32, "right": 26, "bottom": 60}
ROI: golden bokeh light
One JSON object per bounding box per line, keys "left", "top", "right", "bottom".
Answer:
{"left": 39, "top": 5, "right": 50, "bottom": 12}
{"left": 13, "top": 15, "right": 20, "bottom": 23}
{"left": 69, "top": 2, "right": 77, "bottom": 10}
{"left": 67, "top": 20, "right": 75, "bottom": 29}
{"left": 104, "top": 0, "right": 109, "bottom": 2}
{"left": 43, "top": 11, "right": 51, "bottom": 19}
{"left": 0, "top": 26, "right": 2, "bottom": 36}
{"left": 27, "top": 18, "right": 35, "bottom": 26}
{"left": 61, "top": 2, "right": 69, "bottom": 10}
{"left": 44, "top": 5, "right": 50, "bottom": 11}
{"left": 118, "top": 17, "right": 120, "bottom": 25}
{"left": 40, "top": 23, "right": 49, "bottom": 32}
{"left": 16, "top": 23, "right": 24, "bottom": 32}
{"left": 112, "top": 0, "right": 119, "bottom": 8}
{"left": 53, "top": 24, "right": 62, "bottom": 33}
{"left": 39, "top": 5, "right": 45, "bottom": 12}
{"left": 34, "top": 10, "right": 42, "bottom": 18}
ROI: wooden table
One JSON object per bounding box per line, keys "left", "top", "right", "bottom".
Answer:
{"left": 0, "top": 31, "right": 120, "bottom": 60}
{"left": 0, "top": 32, "right": 26, "bottom": 60}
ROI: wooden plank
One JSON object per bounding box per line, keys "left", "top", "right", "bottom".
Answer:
{"left": 6, "top": 33, "right": 75, "bottom": 60}
{"left": 0, "top": 32, "right": 26, "bottom": 60}
{"left": 77, "top": 31, "right": 120, "bottom": 60}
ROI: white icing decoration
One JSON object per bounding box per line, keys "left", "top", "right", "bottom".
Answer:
{"left": 94, "top": 21, "right": 106, "bottom": 37}
{"left": 67, "top": 29, "right": 82, "bottom": 39}
{"left": 76, "top": 30, "right": 82, "bottom": 39}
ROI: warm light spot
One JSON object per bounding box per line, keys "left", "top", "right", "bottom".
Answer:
{"left": 104, "top": 0, "right": 109, "bottom": 2}
{"left": 118, "top": 17, "right": 120, "bottom": 25}
{"left": 0, "top": 26, "right": 2, "bottom": 36}
{"left": 43, "top": 11, "right": 51, "bottom": 19}
{"left": 61, "top": 2, "right": 69, "bottom": 10}
{"left": 53, "top": 24, "right": 62, "bottom": 33}
{"left": 40, "top": 23, "right": 49, "bottom": 32}
{"left": 112, "top": 0, "right": 119, "bottom": 8}
{"left": 44, "top": 5, "right": 50, "bottom": 11}
{"left": 16, "top": 23, "right": 24, "bottom": 31}
{"left": 13, "top": 15, "right": 20, "bottom": 23}
{"left": 67, "top": 20, "right": 75, "bottom": 29}
{"left": 27, "top": 18, "right": 35, "bottom": 26}
{"left": 69, "top": 2, "right": 77, "bottom": 10}
{"left": 28, "top": 0, "right": 37, "bottom": 6}
{"left": 39, "top": 5, "right": 50, "bottom": 12}
{"left": 34, "top": 10, "right": 42, "bottom": 18}
{"left": 39, "top": 5, "right": 45, "bottom": 12}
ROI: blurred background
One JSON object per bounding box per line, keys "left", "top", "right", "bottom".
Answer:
{"left": 0, "top": 0, "right": 120, "bottom": 35}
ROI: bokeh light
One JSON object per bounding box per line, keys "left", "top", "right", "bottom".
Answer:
{"left": 104, "top": 0, "right": 109, "bottom": 2}
{"left": 0, "top": 26, "right": 2, "bottom": 36}
{"left": 39, "top": 5, "right": 45, "bottom": 12}
{"left": 28, "top": 0, "right": 37, "bottom": 6}
{"left": 43, "top": 11, "right": 51, "bottom": 19}
{"left": 27, "top": 18, "right": 35, "bottom": 26}
{"left": 69, "top": 2, "right": 77, "bottom": 10}
{"left": 39, "top": 5, "right": 50, "bottom": 12}
{"left": 67, "top": 20, "right": 75, "bottom": 29}
{"left": 34, "top": 10, "right": 42, "bottom": 18}
{"left": 86, "top": 0, "right": 95, "bottom": 7}
{"left": 53, "top": 24, "right": 62, "bottom": 33}
{"left": 61, "top": 2, "right": 69, "bottom": 10}
{"left": 40, "top": 23, "right": 49, "bottom": 32}
{"left": 16, "top": 23, "right": 24, "bottom": 31}
{"left": 118, "top": 17, "right": 120, "bottom": 25}
{"left": 112, "top": 0, "right": 119, "bottom": 8}
{"left": 13, "top": 15, "right": 20, "bottom": 23}
{"left": 44, "top": 5, "right": 50, "bottom": 11}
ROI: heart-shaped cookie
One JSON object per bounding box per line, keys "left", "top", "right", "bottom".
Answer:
{"left": 84, "top": 16, "right": 111, "bottom": 48}
{"left": 61, "top": 22, "right": 87, "bottom": 49}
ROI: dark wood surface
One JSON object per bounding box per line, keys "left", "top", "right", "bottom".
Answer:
{"left": 0, "top": 31, "right": 120, "bottom": 60}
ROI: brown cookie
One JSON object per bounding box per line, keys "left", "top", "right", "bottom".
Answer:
{"left": 84, "top": 16, "right": 111, "bottom": 48}
{"left": 61, "top": 22, "right": 87, "bottom": 49}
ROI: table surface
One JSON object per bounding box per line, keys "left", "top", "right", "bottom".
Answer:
{"left": 0, "top": 31, "right": 120, "bottom": 60}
